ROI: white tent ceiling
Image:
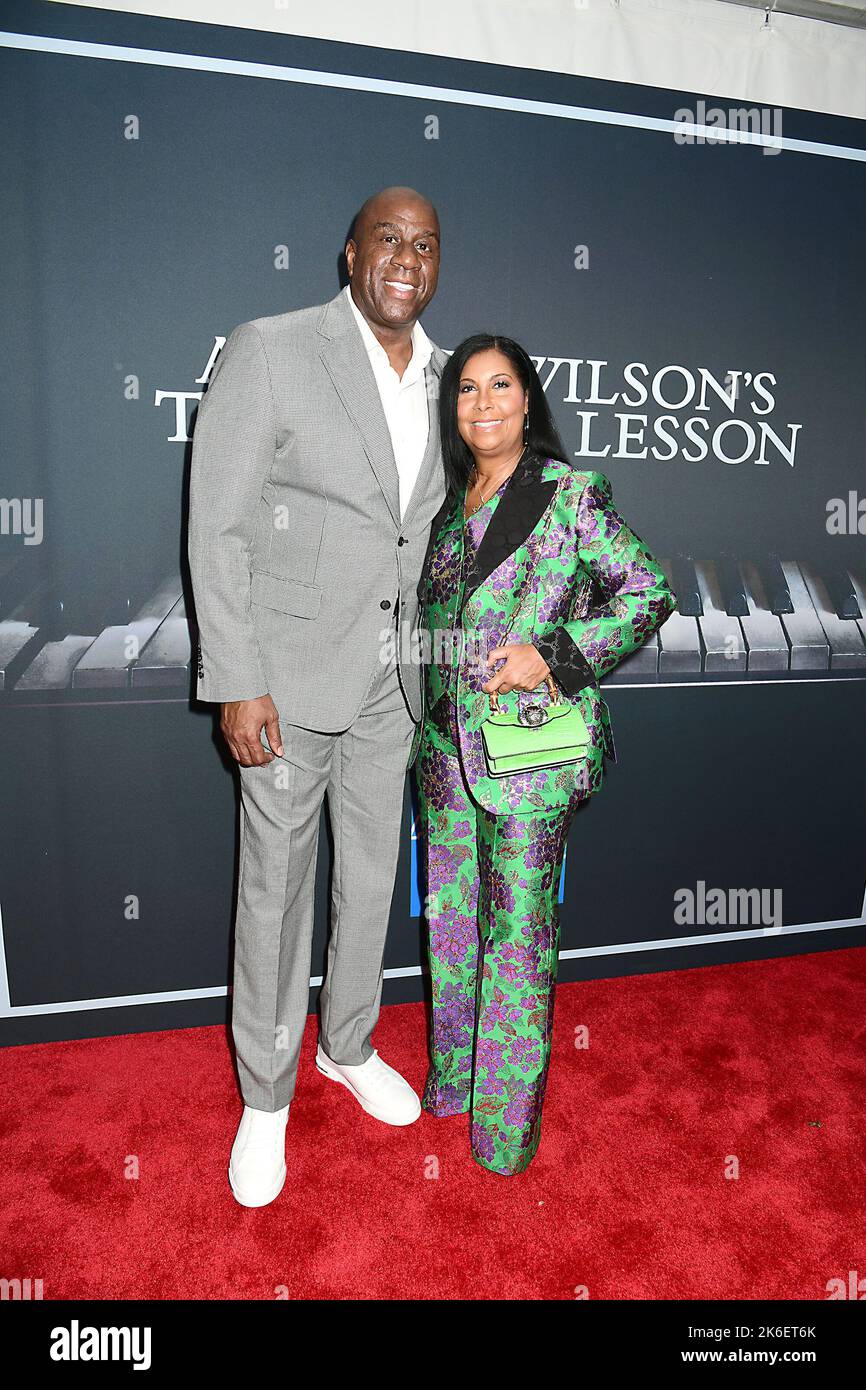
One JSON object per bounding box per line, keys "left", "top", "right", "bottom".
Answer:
{"left": 55, "top": 1, "right": 866, "bottom": 120}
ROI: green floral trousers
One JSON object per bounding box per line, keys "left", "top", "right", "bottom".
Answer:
{"left": 417, "top": 711, "right": 573, "bottom": 1176}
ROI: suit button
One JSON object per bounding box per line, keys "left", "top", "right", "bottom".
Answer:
{"left": 398, "top": 536, "right": 406, "bottom": 546}
{"left": 380, "top": 599, "right": 392, "bottom": 610}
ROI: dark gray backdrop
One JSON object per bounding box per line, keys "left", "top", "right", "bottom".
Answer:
{"left": 1, "top": 0, "right": 864, "bottom": 1045}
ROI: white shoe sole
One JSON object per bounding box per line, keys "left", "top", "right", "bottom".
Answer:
{"left": 227, "top": 1160, "right": 287, "bottom": 1208}
{"left": 315, "top": 1055, "right": 421, "bottom": 1127}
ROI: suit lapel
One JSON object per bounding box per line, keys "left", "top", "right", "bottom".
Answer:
{"left": 461, "top": 451, "right": 557, "bottom": 601}
{"left": 318, "top": 293, "right": 399, "bottom": 524}
{"left": 317, "top": 288, "right": 445, "bottom": 531}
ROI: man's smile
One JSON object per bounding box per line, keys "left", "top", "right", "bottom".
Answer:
{"left": 383, "top": 279, "right": 418, "bottom": 298}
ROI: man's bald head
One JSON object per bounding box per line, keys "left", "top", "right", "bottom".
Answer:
{"left": 351, "top": 186, "right": 439, "bottom": 244}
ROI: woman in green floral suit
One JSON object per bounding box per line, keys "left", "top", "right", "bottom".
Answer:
{"left": 413, "top": 333, "right": 676, "bottom": 1176}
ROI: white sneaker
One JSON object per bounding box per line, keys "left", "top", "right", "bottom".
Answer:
{"left": 228, "top": 1102, "right": 290, "bottom": 1208}
{"left": 315, "top": 1045, "right": 421, "bottom": 1126}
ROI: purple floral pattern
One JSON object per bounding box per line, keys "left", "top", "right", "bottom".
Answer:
{"left": 416, "top": 460, "right": 676, "bottom": 1175}
{"left": 419, "top": 725, "right": 569, "bottom": 1175}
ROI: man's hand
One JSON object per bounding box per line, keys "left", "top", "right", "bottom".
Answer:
{"left": 482, "top": 644, "right": 551, "bottom": 699}
{"left": 220, "top": 694, "right": 283, "bottom": 767}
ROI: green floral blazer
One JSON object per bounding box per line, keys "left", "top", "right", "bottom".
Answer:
{"left": 411, "top": 451, "right": 677, "bottom": 816}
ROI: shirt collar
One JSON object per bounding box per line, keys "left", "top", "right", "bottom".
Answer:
{"left": 343, "top": 283, "right": 433, "bottom": 379}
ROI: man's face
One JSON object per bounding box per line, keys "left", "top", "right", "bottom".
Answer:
{"left": 346, "top": 196, "right": 440, "bottom": 329}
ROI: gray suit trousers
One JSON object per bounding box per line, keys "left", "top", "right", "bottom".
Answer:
{"left": 231, "top": 629, "right": 415, "bottom": 1112}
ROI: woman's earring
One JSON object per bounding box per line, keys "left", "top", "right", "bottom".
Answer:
{"left": 523, "top": 411, "right": 529, "bottom": 442}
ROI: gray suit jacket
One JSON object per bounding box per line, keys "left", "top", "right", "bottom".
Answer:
{"left": 187, "top": 288, "right": 449, "bottom": 730}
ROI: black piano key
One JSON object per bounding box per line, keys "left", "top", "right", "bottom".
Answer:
{"left": 0, "top": 620, "right": 43, "bottom": 689}
{"left": 823, "top": 568, "right": 862, "bottom": 621}
{"left": 757, "top": 557, "right": 794, "bottom": 616}
{"left": 667, "top": 556, "right": 702, "bottom": 618}
{"left": 717, "top": 557, "right": 750, "bottom": 618}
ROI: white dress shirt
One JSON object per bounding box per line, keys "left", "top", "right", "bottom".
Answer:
{"left": 343, "top": 283, "right": 433, "bottom": 520}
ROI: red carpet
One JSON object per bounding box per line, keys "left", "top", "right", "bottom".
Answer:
{"left": 2, "top": 948, "right": 865, "bottom": 1300}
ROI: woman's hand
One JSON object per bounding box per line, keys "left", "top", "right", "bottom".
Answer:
{"left": 482, "top": 643, "right": 551, "bottom": 698}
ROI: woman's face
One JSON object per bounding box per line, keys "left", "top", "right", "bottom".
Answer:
{"left": 455, "top": 348, "right": 528, "bottom": 465}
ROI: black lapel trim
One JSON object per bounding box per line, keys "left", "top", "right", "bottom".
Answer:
{"left": 461, "top": 450, "right": 556, "bottom": 600}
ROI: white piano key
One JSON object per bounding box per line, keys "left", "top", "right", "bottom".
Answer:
{"left": 16, "top": 634, "right": 96, "bottom": 690}
{"left": 798, "top": 561, "right": 866, "bottom": 668}
{"left": 71, "top": 620, "right": 166, "bottom": 688}
{"left": 656, "top": 612, "right": 702, "bottom": 671}
{"left": 692, "top": 560, "right": 747, "bottom": 671}
{"left": 130, "top": 622, "right": 191, "bottom": 687}
{"left": 131, "top": 597, "right": 192, "bottom": 687}
{"left": 777, "top": 562, "right": 829, "bottom": 671}
{"left": 736, "top": 561, "right": 790, "bottom": 671}
{"left": 656, "top": 558, "right": 702, "bottom": 672}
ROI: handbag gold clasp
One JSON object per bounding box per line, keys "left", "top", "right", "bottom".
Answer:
{"left": 488, "top": 671, "right": 562, "bottom": 715}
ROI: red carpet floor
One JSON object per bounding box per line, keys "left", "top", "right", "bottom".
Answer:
{"left": 2, "top": 948, "right": 865, "bottom": 1300}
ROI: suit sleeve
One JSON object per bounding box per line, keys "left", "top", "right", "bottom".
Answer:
{"left": 535, "top": 470, "right": 677, "bottom": 694}
{"left": 187, "top": 321, "right": 276, "bottom": 704}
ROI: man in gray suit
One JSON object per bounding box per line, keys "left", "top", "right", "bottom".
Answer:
{"left": 188, "top": 187, "right": 447, "bottom": 1207}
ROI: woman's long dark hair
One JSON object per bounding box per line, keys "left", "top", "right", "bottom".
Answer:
{"left": 438, "top": 333, "right": 570, "bottom": 496}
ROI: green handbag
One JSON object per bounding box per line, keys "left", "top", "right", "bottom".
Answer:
{"left": 480, "top": 674, "right": 591, "bottom": 777}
